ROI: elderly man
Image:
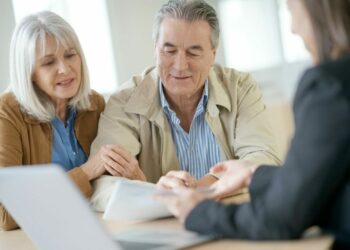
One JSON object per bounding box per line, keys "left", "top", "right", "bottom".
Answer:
{"left": 90, "top": 0, "right": 281, "bottom": 188}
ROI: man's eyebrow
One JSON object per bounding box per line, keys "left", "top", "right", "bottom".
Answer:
{"left": 161, "top": 43, "right": 204, "bottom": 52}
{"left": 188, "top": 45, "right": 203, "bottom": 51}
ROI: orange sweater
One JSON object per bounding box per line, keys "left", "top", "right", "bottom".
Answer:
{"left": 0, "top": 91, "right": 105, "bottom": 230}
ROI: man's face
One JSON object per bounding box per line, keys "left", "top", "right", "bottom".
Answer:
{"left": 155, "top": 18, "right": 216, "bottom": 99}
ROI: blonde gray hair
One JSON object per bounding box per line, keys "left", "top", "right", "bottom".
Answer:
{"left": 152, "top": 0, "right": 220, "bottom": 49}
{"left": 9, "top": 11, "right": 91, "bottom": 122}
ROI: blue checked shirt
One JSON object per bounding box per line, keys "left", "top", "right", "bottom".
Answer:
{"left": 51, "top": 108, "right": 87, "bottom": 171}
{"left": 159, "top": 81, "right": 221, "bottom": 179}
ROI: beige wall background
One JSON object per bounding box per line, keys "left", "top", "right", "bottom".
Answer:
{"left": 0, "top": 0, "right": 306, "bottom": 101}
{"left": 0, "top": 0, "right": 299, "bottom": 160}
{"left": 0, "top": 0, "right": 15, "bottom": 92}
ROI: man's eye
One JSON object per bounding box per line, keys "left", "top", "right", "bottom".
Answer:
{"left": 188, "top": 51, "right": 200, "bottom": 57}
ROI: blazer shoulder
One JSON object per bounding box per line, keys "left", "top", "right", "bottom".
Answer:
{"left": 0, "top": 92, "right": 24, "bottom": 121}
{"left": 299, "top": 61, "right": 349, "bottom": 93}
{"left": 211, "top": 64, "right": 257, "bottom": 90}
{"left": 89, "top": 90, "right": 106, "bottom": 113}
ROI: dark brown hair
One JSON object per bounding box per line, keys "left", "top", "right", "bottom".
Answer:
{"left": 303, "top": 0, "right": 350, "bottom": 62}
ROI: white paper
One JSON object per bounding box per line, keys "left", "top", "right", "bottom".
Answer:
{"left": 103, "top": 180, "right": 172, "bottom": 222}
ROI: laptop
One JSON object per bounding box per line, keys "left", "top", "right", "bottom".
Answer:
{"left": 0, "top": 165, "right": 215, "bottom": 250}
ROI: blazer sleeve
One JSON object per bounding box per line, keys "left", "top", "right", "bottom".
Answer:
{"left": 185, "top": 69, "right": 350, "bottom": 240}
{"left": 90, "top": 91, "right": 141, "bottom": 158}
{"left": 249, "top": 165, "right": 279, "bottom": 198}
{"left": 0, "top": 116, "right": 23, "bottom": 230}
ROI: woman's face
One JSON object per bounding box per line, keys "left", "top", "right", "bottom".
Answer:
{"left": 32, "top": 36, "right": 82, "bottom": 107}
{"left": 287, "top": 0, "right": 317, "bottom": 62}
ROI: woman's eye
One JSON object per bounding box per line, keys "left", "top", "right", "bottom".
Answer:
{"left": 66, "top": 53, "right": 76, "bottom": 58}
{"left": 42, "top": 60, "right": 54, "bottom": 66}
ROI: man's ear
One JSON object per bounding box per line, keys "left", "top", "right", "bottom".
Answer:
{"left": 213, "top": 48, "right": 217, "bottom": 58}
{"left": 211, "top": 48, "right": 217, "bottom": 66}
{"left": 154, "top": 42, "right": 158, "bottom": 60}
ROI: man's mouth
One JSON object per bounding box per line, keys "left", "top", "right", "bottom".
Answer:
{"left": 172, "top": 75, "right": 191, "bottom": 80}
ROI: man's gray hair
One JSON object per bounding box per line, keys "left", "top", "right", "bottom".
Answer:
{"left": 152, "top": 0, "right": 220, "bottom": 49}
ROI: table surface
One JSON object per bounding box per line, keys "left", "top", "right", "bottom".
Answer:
{"left": 0, "top": 193, "right": 334, "bottom": 250}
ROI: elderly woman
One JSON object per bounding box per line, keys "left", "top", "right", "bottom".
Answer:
{"left": 157, "top": 0, "right": 350, "bottom": 248}
{"left": 0, "top": 11, "right": 120, "bottom": 231}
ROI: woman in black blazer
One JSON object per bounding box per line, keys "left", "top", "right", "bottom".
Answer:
{"left": 156, "top": 0, "right": 350, "bottom": 248}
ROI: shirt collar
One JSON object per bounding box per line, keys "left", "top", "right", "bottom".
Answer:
{"left": 159, "top": 80, "right": 209, "bottom": 112}
{"left": 51, "top": 107, "right": 77, "bottom": 127}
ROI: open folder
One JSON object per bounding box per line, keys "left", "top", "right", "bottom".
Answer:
{"left": 101, "top": 179, "right": 172, "bottom": 222}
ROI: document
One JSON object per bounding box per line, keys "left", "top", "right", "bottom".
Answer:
{"left": 103, "top": 179, "right": 172, "bottom": 222}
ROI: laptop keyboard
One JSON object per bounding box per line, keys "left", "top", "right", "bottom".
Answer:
{"left": 116, "top": 240, "right": 167, "bottom": 250}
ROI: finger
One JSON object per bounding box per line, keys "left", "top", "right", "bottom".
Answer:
{"left": 210, "top": 163, "right": 228, "bottom": 174}
{"left": 166, "top": 171, "right": 195, "bottom": 186}
{"left": 104, "top": 158, "right": 128, "bottom": 176}
{"left": 157, "top": 176, "right": 169, "bottom": 189}
{"left": 101, "top": 152, "right": 126, "bottom": 172}
{"left": 105, "top": 149, "right": 129, "bottom": 167}
{"left": 107, "top": 144, "right": 133, "bottom": 162}
{"left": 104, "top": 164, "right": 123, "bottom": 177}
{"left": 157, "top": 176, "right": 178, "bottom": 190}
{"left": 161, "top": 176, "right": 188, "bottom": 190}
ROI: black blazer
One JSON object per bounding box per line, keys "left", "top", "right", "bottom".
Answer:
{"left": 185, "top": 54, "right": 350, "bottom": 248}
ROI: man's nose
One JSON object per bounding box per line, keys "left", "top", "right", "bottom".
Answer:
{"left": 173, "top": 51, "right": 189, "bottom": 71}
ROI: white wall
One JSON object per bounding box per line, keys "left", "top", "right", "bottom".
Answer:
{"left": 0, "top": 0, "right": 306, "bottom": 100}
{"left": 251, "top": 60, "right": 310, "bottom": 102}
{"left": 0, "top": 0, "right": 15, "bottom": 92}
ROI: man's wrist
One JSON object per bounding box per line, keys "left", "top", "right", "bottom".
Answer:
{"left": 196, "top": 174, "right": 218, "bottom": 187}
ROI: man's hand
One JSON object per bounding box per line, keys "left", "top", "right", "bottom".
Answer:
{"left": 157, "top": 171, "right": 197, "bottom": 189}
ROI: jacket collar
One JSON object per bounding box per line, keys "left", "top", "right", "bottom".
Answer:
{"left": 207, "top": 66, "right": 232, "bottom": 116}
{"left": 124, "top": 66, "right": 232, "bottom": 121}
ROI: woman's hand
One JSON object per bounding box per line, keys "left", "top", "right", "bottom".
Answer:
{"left": 81, "top": 144, "right": 146, "bottom": 181}
{"left": 155, "top": 187, "right": 205, "bottom": 223}
{"left": 80, "top": 146, "right": 110, "bottom": 180}
{"left": 100, "top": 145, "right": 146, "bottom": 181}
{"left": 210, "top": 160, "right": 259, "bottom": 199}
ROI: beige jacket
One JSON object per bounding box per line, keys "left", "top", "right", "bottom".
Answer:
{"left": 91, "top": 65, "right": 281, "bottom": 183}
{"left": 0, "top": 91, "right": 105, "bottom": 230}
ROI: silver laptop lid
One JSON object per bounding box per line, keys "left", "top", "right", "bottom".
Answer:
{"left": 0, "top": 165, "right": 119, "bottom": 250}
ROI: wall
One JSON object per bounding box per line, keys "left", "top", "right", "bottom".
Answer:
{"left": 0, "top": 0, "right": 15, "bottom": 92}
{"left": 0, "top": 0, "right": 305, "bottom": 100}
